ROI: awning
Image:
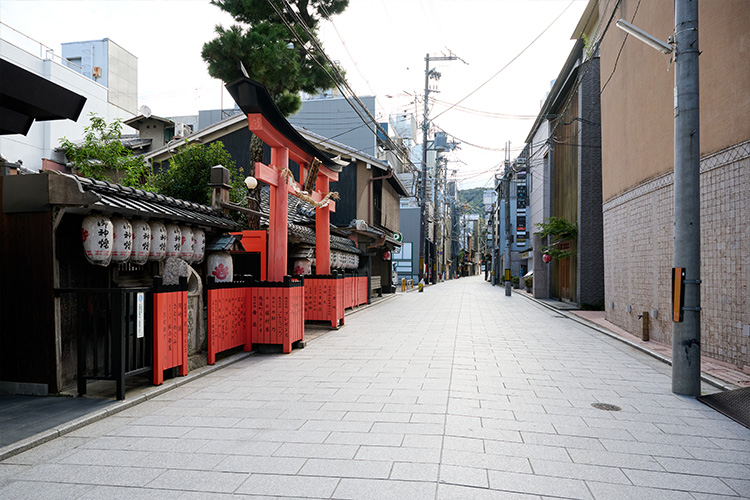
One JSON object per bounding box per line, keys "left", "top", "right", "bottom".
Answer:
{"left": 0, "top": 58, "right": 87, "bottom": 135}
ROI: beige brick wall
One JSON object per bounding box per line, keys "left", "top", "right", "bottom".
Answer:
{"left": 603, "top": 141, "right": 750, "bottom": 370}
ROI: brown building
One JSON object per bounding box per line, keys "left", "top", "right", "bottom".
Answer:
{"left": 599, "top": 0, "right": 750, "bottom": 372}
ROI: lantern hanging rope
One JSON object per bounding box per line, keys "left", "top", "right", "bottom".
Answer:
{"left": 279, "top": 168, "right": 340, "bottom": 208}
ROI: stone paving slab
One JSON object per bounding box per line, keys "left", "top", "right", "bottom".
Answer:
{"left": 1, "top": 276, "right": 749, "bottom": 499}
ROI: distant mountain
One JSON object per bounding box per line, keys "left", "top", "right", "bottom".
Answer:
{"left": 458, "top": 187, "right": 485, "bottom": 216}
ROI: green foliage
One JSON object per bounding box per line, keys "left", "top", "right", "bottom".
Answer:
{"left": 202, "top": 0, "right": 349, "bottom": 117}
{"left": 59, "top": 113, "right": 149, "bottom": 187}
{"left": 511, "top": 276, "right": 520, "bottom": 286}
{"left": 535, "top": 216, "right": 577, "bottom": 260}
{"left": 524, "top": 276, "right": 533, "bottom": 289}
{"left": 151, "top": 141, "right": 245, "bottom": 207}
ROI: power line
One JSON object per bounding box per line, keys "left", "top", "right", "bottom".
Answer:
{"left": 432, "top": 0, "right": 577, "bottom": 121}
{"left": 265, "top": 0, "right": 419, "bottom": 175}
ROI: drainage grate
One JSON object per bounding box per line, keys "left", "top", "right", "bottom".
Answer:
{"left": 591, "top": 403, "right": 621, "bottom": 411}
{"left": 698, "top": 386, "right": 750, "bottom": 429}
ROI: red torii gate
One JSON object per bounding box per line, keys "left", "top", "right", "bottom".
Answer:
{"left": 226, "top": 78, "right": 341, "bottom": 281}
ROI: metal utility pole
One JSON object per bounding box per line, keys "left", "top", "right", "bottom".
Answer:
{"left": 418, "top": 51, "right": 464, "bottom": 283}
{"left": 672, "top": 0, "right": 701, "bottom": 396}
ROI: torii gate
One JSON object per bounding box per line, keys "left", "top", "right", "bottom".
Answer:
{"left": 226, "top": 78, "right": 340, "bottom": 281}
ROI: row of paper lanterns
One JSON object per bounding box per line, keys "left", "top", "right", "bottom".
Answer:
{"left": 82, "top": 214, "right": 206, "bottom": 267}
{"left": 331, "top": 250, "right": 358, "bottom": 270}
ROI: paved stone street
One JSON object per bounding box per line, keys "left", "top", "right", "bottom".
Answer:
{"left": 1, "top": 276, "right": 749, "bottom": 499}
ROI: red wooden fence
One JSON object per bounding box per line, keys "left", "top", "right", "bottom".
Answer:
{"left": 304, "top": 274, "right": 345, "bottom": 328}
{"left": 250, "top": 276, "right": 304, "bottom": 353}
{"left": 152, "top": 277, "right": 188, "bottom": 385}
{"left": 343, "top": 273, "right": 368, "bottom": 310}
{"left": 356, "top": 276, "right": 368, "bottom": 307}
{"left": 206, "top": 277, "right": 252, "bottom": 365}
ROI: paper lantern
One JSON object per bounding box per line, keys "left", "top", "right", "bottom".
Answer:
{"left": 179, "top": 226, "right": 194, "bottom": 262}
{"left": 110, "top": 217, "right": 133, "bottom": 264}
{"left": 165, "top": 224, "right": 181, "bottom": 258}
{"left": 148, "top": 221, "right": 168, "bottom": 262}
{"left": 293, "top": 259, "right": 311, "bottom": 276}
{"left": 192, "top": 229, "right": 206, "bottom": 264}
{"left": 82, "top": 214, "right": 112, "bottom": 266}
{"left": 130, "top": 220, "right": 151, "bottom": 265}
{"left": 207, "top": 252, "right": 233, "bottom": 283}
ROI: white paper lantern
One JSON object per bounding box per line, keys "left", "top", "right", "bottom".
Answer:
{"left": 82, "top": 214, "right": 113, "bottom": 266}
{"left": 207, "top": 252, "right": 233, "bottom": 282}
{"left": 110, "top": 217, "right": 133, "bottom": 263}
{"left": 192, "top": 229, "right": 206, "bottom": 264}
{"left": 148, "top": 221, "right": 168, "bottom": 262}
{"left": 179, "top": 226, "right": 194, "bottom": 262}
{"left": 130, "top": 220, "right": 151, "bottom": 265}
{"left": 165, "top": 224, "right": 182, "bottom": 258}
{"left": 332, "top": 252, "right": 341, "bottom": 269}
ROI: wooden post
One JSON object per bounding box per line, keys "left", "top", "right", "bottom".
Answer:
{"left": 315, "top": 175, "right": 331, "bottom": 275}
{"left": 268, "top": 146, "right": 289, "bottom": 282}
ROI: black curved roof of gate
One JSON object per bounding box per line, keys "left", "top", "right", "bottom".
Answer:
{"left": 0, "top": 58, "right": 87, "bottom": 136}
{"left": 225, "top": 77, "right": 341, "bottom": 172}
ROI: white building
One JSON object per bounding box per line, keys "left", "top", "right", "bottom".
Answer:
{"left": 0, "top": 27, "right": 136, "bottom": 170}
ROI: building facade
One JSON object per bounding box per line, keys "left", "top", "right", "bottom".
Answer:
{"left": 600, "top": 0, "right": 749, "bottom": 371}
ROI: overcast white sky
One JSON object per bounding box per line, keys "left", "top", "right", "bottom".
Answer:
{"left": 0, "top": 0, "right": 588, "bottom": 189}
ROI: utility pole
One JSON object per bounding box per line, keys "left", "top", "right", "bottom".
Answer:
{"left": 418, "top": 51, "right": 465, "bottom": 283}
{"left": 672, "top": 0, "right": 701, "bottom": 396}
{"left": 616, "top": 1, "right": 700, "bottom": 395}
{"left": 503, "top": 142, "right": 512, "bottom": 296}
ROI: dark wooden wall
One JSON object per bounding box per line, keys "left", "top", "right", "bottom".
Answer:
{"left": 0, "top": 177, "right": 58, "bottom": 392}
{"left": 329, "top": 161, "right": 357, "bottom": 227}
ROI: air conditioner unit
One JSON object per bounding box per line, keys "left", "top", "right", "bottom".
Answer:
{"left": 174, "top": 123, "right": 192, "bottom": 139}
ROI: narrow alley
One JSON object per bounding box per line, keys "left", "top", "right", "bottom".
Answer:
{"left": 1, "top": 276, "right": 748, "bottom": 499}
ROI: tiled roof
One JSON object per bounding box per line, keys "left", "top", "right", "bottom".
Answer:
{"left": 288, "top": 224, "right": 363, "bottom": 255}
{"left": 72, "top": 175, "right": 241, "bottom": 231}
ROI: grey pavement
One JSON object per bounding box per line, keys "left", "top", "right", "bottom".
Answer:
{"left": 1, "top": 275, "right": 749, "bottom": 499}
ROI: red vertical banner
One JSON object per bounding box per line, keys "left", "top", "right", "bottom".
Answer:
{"left": 248, "top": 276, "right": 304, "bottom": 352}
{"left": 153, "top": 277, "right": 188, "bottom": 385}
{"left": 206, "top": 277, "right": 251, "bottom": 365}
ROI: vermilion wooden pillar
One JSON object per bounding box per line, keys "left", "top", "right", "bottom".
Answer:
{"left": 315, "top": 175, "right": 331, "bottom": 275}
{"left": 268, "top": 146, "right": 290, "bottom": 281}
{"left": 246, "top": 113, "right": 338, "bottom": 281}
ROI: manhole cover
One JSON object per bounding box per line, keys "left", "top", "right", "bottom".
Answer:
{"left": 591, "top": 403, "right": 621, "bottom": 411}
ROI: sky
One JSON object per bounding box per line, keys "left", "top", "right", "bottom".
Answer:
{"left": 0, "top": 0, "right": 588, "bottom": 190}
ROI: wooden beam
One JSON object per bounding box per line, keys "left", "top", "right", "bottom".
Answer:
{"left": 247, "top": 114, "right": 312, "bottom": 167}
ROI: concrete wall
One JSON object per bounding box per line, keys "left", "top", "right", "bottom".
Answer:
{"left": 62, "top": 39, "right": 138, "bottom": 115}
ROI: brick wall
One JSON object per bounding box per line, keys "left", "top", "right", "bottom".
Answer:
{"left": 577, "top": 58, "right": 604, "bottom": 308}
{"left": 603, "top": 141, "right": 750, "bottom": 371}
